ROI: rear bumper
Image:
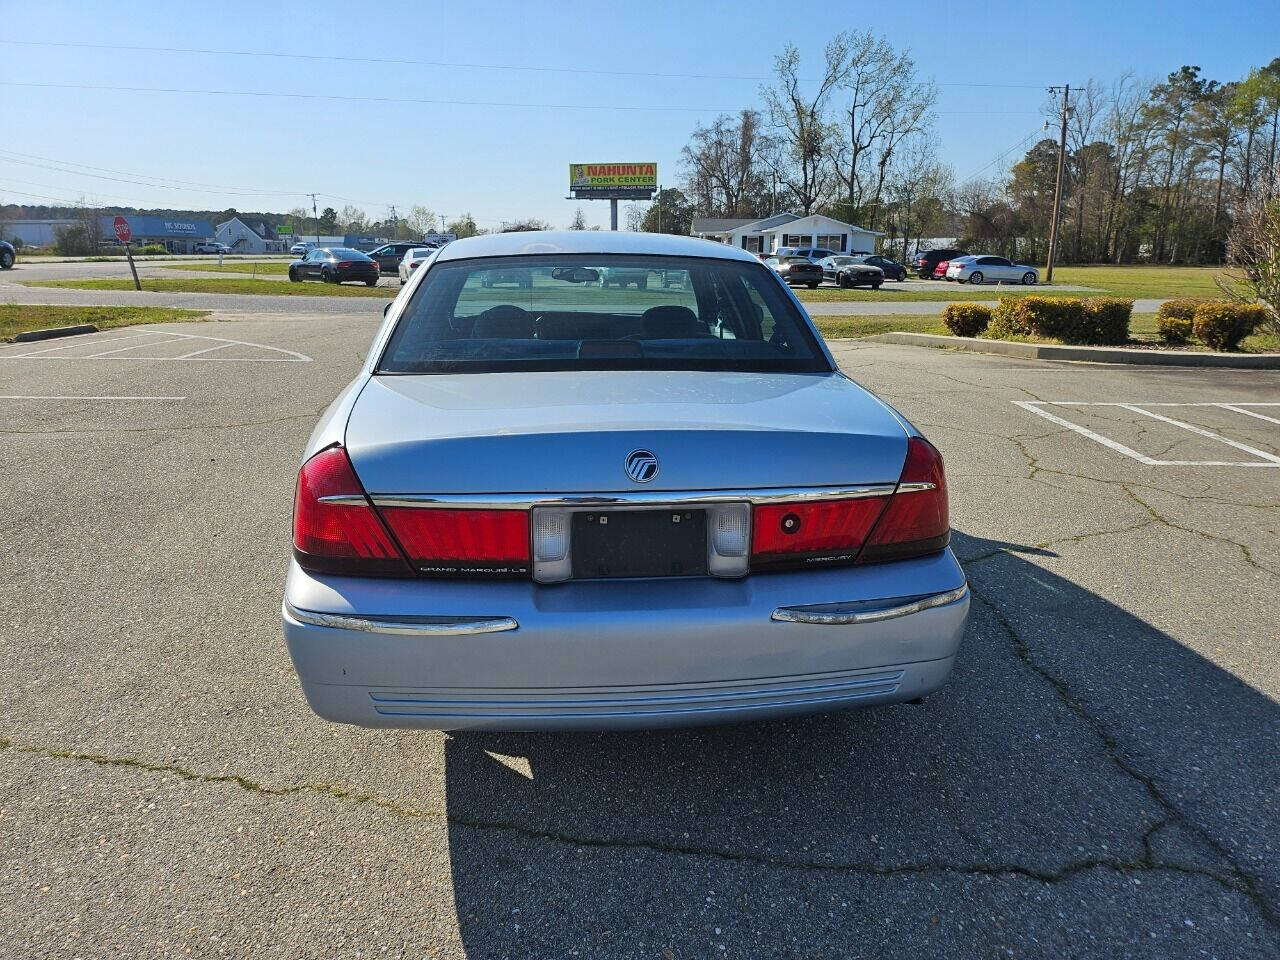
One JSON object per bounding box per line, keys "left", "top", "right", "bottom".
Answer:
{"left": 281, "top": 549, "right": 969, "bottom": 731}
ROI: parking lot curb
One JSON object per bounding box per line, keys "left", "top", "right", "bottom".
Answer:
{"left": 867, "top": 332, "right": 1280, "bottom": 368}
{"left": 11, "top": 323, "right": 99, "bottom": 343}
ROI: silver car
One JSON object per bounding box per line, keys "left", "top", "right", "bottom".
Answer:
{"left": 946, "top": 255, "right": 1038, "bottom": 285}
{"left": 282, "top": 231, "right": 968, "bottom": 730}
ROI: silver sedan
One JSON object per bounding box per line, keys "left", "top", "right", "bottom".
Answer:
{"left": 282, "top": 231, "right": 968, "bottom": 730}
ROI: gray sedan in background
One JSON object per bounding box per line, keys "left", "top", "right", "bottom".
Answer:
{"left": 282, "top": 231, "right": 968, "bottom": 730}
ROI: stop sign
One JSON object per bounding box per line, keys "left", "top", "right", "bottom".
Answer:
{"left": 113, "top": 216, "right": 132, "bottom": 244}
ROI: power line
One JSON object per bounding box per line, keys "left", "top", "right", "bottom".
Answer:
{"left": 0, "top": 38, "right": 1070, "bottom": 89}
{"left": 0, "top": 80, "right": 1044, "bottom": 116}
{"left": 0, "top": 148, "right": 298, "bottom": 196}
{"left": 955, "top": 127, "right": 1047, "bottom": 184}
{"left": 0, "top": 152, "right": 302, "bottom": 199}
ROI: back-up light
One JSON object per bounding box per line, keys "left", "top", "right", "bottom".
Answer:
{"left": 379, "top": 507, "right": 531, "bottom": 577}
{"left": 751, "top": 497, "right": 889, "bottom": 570}
{"left": 293, "top": 446, "right": 411, "bottom": 577}
{"left": 749, "top": 436, "right": 949, "bottom": 571}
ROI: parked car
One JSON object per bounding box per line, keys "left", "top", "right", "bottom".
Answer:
{"left": 290, "top": 241, "right": 316, "bottom": 257}
{"left": 933, "top": 259, "right": 953, "bottom": 280}
{"left": 914, "top": 248, "right": 966, "bottom": 280}
{"left": 599, "top": 267, "right": 652, "bottom": 289}
{"left": 397, "top": 247, "right": 435, "bottom": 285}
{"left": 194, "top": 241, "right": 231, "bottom": 255}
{"left": 776, "top": 247, "right": 839, "bottom": 264}
{"left": 764, "top": 255, "right": 824, "bottom": 288}
{"left": 287, "top": 247, "right": 379, "bottom": 286}
{"left": 946, "top": 255, "right": 1039, "bottom": 285}
{"left": 282, "top": 230, "right": 967, "bottom": 730}
{"left": 0, "top": 239, "right": 15, "bottom": 270}
{"left": 850, "top": 254, "right": 908, "bottom": 282}
{"left": 369, "top": 241, "right": 433, "bottom": 276}
{"left": 818, "top": 256, "right": 884, "bottom": 289}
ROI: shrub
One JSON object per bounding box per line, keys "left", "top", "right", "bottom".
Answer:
{"left": 1027, "top": 297, "right": 1087, "bottom": 341}
{"left": 986, "top": 297, "right": 1032, "bottom": 340}
{"left": 1155, "top": 298, "right": 1203, "bottom": 344}
{"left": 1082, "top": 297, "right": 1133, "bottom": 345}
{"left": 53, "top": 223, "right": 95, "bottom": 256}
{"left": 139, "top": 244, "right": 167, "bottom": 255}
{"left": 941, "top": 303, "right": 990, "bottom": 337}
{"left": 1192, "top": 301, "right": 1268, "bottom": 351}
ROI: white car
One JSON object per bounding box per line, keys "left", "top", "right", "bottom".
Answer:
{"left": 946, "top": 255, "right": 1038, "bottom": 285}
{"left": 290, "top": 241, "right": 316, "bottom": 257}
{"left": 397, "top": 247, "right": 436, "bottom": 285}
{"left": 194, "top": 241, "right": 231, "bottom": 255}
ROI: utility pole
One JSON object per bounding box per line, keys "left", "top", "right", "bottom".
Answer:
{"left": 1045, "top": 84, "right": 1070, "bottom": 284}
{"left": 308, "top": 192, "right": 320, "bottom": 246}
{"left": 610, "top": 198, "right": 619, "bottom": 231}
{"left": 656, "top": 185, "right": 662, "bottom": 233}
{"left": 388, "top": 204, "right": 398, "bottom": 240}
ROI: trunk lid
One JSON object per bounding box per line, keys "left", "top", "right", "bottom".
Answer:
{"left": 345, "top": 371, "right": 909, "bottom": 494}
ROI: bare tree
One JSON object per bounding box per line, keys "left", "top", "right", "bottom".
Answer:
{"left": 407, "top": 205, "right": 438, "bottom": 237}
{"left": 680, "top": 110, "right": 770, "bottom": 217}
{"left": 761, "top": 42, "right": 844, "bottom": 216}
{"left": 1219, "top": 195, "right": 1280, "bottom": 333}
{"left": 567, "top": 208, "right": 588, "bottom": 230}
{"left": 827, "top": 31, "right": 937, "bottom": 231}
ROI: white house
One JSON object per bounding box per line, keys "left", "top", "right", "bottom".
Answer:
{"left": 216, "top": 217, "right": 287, "bottom": 254}
{"left": 691, "top": 212, "right": 882, "bottom": 255}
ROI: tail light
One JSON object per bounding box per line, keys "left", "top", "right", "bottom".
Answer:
{"left": 337, "top": 260, "right": 355, "bottom": 268}
{"left": 293, "top": 446, "right": 412, "bottom": 577}
{"left": 751, "top": 497, "right": 889, "bottom": 571}
{"left": 748, "top": 437, "right": 949, "bottom": 572}
{"left": 859, "top": 437, "right": 949, "bottom": 564}
{"left": 378, "top": 508, "right": 531, "bottom": 577}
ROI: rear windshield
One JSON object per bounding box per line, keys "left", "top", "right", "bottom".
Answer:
{"left": 329, "top": 248, "right": 367, "bottom": 259}
{"left": 377, "top": 254, "right": 831, "bottom": 374}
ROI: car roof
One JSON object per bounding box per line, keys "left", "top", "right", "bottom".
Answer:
{"left": 433, "top": 229, "right": 760, "bottom": 264}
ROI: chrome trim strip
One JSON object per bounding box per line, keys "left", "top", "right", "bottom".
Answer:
{"left": 370, "top": 484, "right": 897, "bottom": 511}
{"left": 316, "top": 494, "right": 370, "bottom": 506}
{"left": 896, "top": 481, "right": 937, "bottom": 494}
{"left": 771, "top": 584, "right": 969, "bottom": 626}
{"left": 284, "top": 601, "right": 518, "bottom": 636}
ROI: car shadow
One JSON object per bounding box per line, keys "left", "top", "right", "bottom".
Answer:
{"left": 442, "top": 531, "right": 1278, "bottom": 956}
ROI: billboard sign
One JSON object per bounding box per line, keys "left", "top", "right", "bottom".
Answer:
{"left": 570, "top": 163, "right": 658, "bottom": 199}
{"left": 277, "top": 223, "right": 293, "bottom": 236}
{"left": 423, "top": 232, "right": 457, "bottom": 245}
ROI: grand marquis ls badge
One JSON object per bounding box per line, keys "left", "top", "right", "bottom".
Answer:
{"left": 624, "top": 449, "right": 659, "bottom": 483}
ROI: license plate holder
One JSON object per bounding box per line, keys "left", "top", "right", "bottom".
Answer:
{"left": 571, "top": 509, "right": 707, "bottom": 579}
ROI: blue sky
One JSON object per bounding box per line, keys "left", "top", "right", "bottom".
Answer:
{"left": 2, "top": 0, "right": 1277, "bottom": 230}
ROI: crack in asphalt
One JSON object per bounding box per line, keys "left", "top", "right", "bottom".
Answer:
{"left": 964, "top": 586, "right": 1278, "bottom": 930}
{"left": 0, "top": 733, "right": 1264, "bottom": 900}
{"left": 1120, "top": 485, "right": 1280, "bottom": 579}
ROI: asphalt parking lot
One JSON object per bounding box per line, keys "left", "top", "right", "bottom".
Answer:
{"left": 1, "top": 310, "right": 1277, "bottom": 958}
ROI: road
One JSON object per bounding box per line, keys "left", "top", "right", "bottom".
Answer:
{"left": 0, "top": 309, "right": 1277, "bottom": 958}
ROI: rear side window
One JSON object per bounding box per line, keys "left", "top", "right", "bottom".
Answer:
{"left": 377, "top": 254, "right": 831, "bottom": 374}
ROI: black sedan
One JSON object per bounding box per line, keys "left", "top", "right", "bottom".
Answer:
{"left": 0, "top": 239, "right": 15, "bottom": 270}
{"left": 288, "top": 247, "right": 380, "bottom": 286}
{"left": 851, "top": 254, "right": 908, "bottom": 282}
{"left": 763, "top": 255, "right": 824, "bottom": 288}
{"left": 368, "top": 241, "right": 432, "bottom": 275}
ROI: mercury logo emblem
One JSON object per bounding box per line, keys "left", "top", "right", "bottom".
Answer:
{"left": 624, "top": 449, "right": 659, "bottom": 483}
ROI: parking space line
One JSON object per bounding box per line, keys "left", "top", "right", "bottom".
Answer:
{"left": 172, "top": 342, "right": 234, "bottom": 359}
{"left": 0, "top": 395, "right": 186, "bottom": 400}
{"left": 4, "top": 332, "right": 159, "bottom": 357}
{"left": 0, "top": 330, "right": 312, "bottom": 362}
{"left": 1012, "top": 401, "right": 1160, "bottom": 465}
{"left": 82, "top": 337, "right": 190, "bottom": 358}
{"left": 1114, "top": 404, "right": 1280, "bottom": 464}
{"left": 1218, "top": 404, "right": 1280, "bottom": 426}
{"left": 1012, "top": 401, "right": 1280, "bottom": 468}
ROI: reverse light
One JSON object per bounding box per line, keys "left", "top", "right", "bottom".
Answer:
{"left": 293, "top": 446, "right": 411, "bottom": 577}
{"left": 751, "top": 497, "right": 889, "bottom": 571}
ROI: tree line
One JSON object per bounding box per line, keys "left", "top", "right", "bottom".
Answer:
{"left": 634, "top": 32, "right": 1280, "bottom": 266}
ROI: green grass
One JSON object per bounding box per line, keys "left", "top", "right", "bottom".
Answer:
{"left": 23, "top": 277, "right": 393, "bottom": 297}
{"left": 1, "top": 304, "right": 209, "bottom": 341}
{"left": 163, "top": 262, "right": 291, "bottom": 276}
{"left": 794, "top": 265, "right": 1226, "bottom": 303}
{"left": 813, "top": 315, "right": 950, "bottom": 339}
